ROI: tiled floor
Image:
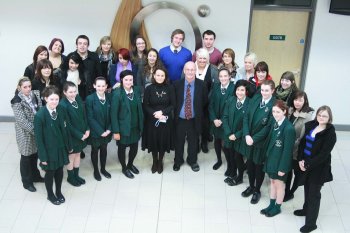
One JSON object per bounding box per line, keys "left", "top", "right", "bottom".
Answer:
{"left": 0, "top": 122, "right": 349, "bottom": 233}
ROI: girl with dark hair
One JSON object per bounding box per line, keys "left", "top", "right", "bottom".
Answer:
{"left": 85, "top": 77, "right": 112, "bottom": 181}
{"left": 34, "top": 85, "right": 72, "bottom": 205}
{"left": 111, "top": 70, "right": 144, "bottom": 179}
{"left": 260, "top": 100, "right": 296, "bottom": 217}
{"left": 61, "top": 53, "right": 88, "bottom": 100}
{"left": 59, "top": 81, "right": 89, "bottom": 186}
{"left": 284, "top": 90, "right": 314, "bottom": 202}
{"left": 136, "top": 48, "right": 164, "bottom": 97}
{"left": 209, "top": 68, "right": 234, "bottom": 171}
{"left": 11, "top": 77, "right": 43, "bottom": 192}
{"left": 222, "top": 79, "right": 250, "bottom": 186}
{"left": 142, "top": 68, "right": 175, "bottom": 173}
{"left": 275, "top": 71, "right": 298, "bottom": 107}
{"left": 241, "top": 80, "right": 276, "bottom": 204}
{"left": 32, "top": 59, "right": 62, "bottom": 103}
{"left": 248, "top": 61, "right": 273, "bottom": 97}
{"left": 294, "top": 106, "right": 336, "bottom": 233}
{"left": 24, "top": 45, "right": 49, "bottom": 80}
{"left": 131, "top": 35, "right": 148, "bottom": 66}
{"left": 48, "top": 38, "right": 66, "bottom": 70}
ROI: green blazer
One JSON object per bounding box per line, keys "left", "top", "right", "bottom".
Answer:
{"left": 264, "top": 118, "right": 296, "bottom": 174}
{"left": 222, "top": 96, "right": 250, "bottom": 153}
{"left": 209, "top": 82, "right": 235, "bottom": 138}
{"left": 34, "top": 105, "right": 72, "bottom": 163}
{"left": 111, "top": 86, "right": 144, "bottom": 136}
{"left": 242, "top": 94, "right": 276, "bottom": 163}
{"left": 59, "top": 95, "right": 89, "bottom": 150}
{"left": 85, "top": 92, "right": 112, "bottom": 139}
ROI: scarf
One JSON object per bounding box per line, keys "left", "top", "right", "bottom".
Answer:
{"left": 275, "top": 85, "right": 292, "bottom": 101}
{"left": 195, "top": 62, "right": 209, "bottom": 81}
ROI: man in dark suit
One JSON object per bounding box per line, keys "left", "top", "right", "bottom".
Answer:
{"left": 173, "top": 61, "right": 208, "bottom": 172}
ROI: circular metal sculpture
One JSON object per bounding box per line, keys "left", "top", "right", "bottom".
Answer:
{"left": 197, "top": 4, "right": 210, "bottom": 17}
{"left": 130, "top": 1, "right": 202, "bottom": 51}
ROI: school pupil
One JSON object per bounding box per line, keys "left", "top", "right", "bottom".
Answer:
{"left": 85, "top": 77, "right": 112, "bottom": 181}
{"left": 111, "top": 70, "right": 144, "bottom": 179}
{"left": 241, "top": 79, "right": 276, "bottom": 204}
{"left": 222, "top": 79, "right": 250, "bottom": 186}
{"left": 34, "top": 85, "right": 72, "bottom": 205}
{"left": 11, "top": 77, "right": 44, "bottom": 192}
{"left": 59, "top": 81, "right": 89, "bottom": 186}
{"left": 208, "top": 68, "right": 234, "bottom": 171}
{"left": 261, "top": 100, "right": 296, "bottom": 217}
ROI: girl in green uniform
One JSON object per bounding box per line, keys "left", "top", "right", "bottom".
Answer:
{"left": 34, "top": 86, "right": 72, "bottom": 205}
{"left": 222, "top": 79, "right": 250, "bottom": 186}
{"left": 86, "top": 77, "right": 112, "bottom": 181}
{"left": 111, "top": 70, "right": 144, "bottom": 179}
{"left": 261, "top": 100, "right": 296, "bottom": 217}
{"left": 60, "top": 82, "right": 90, "bottom": 186}
{"left": 209, "top": 68, "right": 234, "bottom": 171}
{"left": 241, "top": 79, "right": 276, "bottom": 204}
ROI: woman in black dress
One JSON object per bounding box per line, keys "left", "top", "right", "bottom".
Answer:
{"left": 142, "top": 68, "right": 175, "bottom": 173}
{"left": 294, "top": 106, "right": 337, "bottom": 233}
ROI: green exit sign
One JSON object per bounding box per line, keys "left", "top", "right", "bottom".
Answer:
{"left": 269, "top": 35, "right": 286, "bottom": 41}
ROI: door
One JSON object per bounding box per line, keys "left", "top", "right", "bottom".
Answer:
{"left": 249, "top": 10, "right": 309, "bottom": 87}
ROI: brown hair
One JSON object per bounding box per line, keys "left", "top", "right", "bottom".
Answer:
{"left": 171, "top": 29, "right": 185, "bottom": 42}
{"left": 274, "top": 99, "right": 288, "bottom": 116}
{"left": 315, "top": 105, "right": 333, "bottom": 124}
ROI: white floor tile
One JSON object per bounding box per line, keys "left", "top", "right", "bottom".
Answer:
{"left": 0, "top": 123, "right": 348, "bottom": 233}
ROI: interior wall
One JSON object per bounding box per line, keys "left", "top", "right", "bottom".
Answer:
{"left": 1, "top": 0, "right": 349, "bottom": 126}
{"left": 304, "top": 0, "right": 350, "bottom": 125}
{"left": 0, "top": 0, "right": 250, "bottom": 118}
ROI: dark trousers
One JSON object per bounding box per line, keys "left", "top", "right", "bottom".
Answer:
{"left": 201, "top": 109, "right": 210, "bottom": 144}
{"left": 285, "top": 160, "right": 300, "bottom": 196}
{"left": 247, "top": 159, "right": 265, "bottom": 192}
{"left": 117, "top": 142, "right": 138, "bottom": 170}
{"left": 91, "top": 143, "right": 108, "bottom": 172}
{"left": 20, "top": 153, "right": 42, "bottom": 188}
{"left": 303, "top": 178, "right": 323, "bottom": 227}
{"left": 44, "top": 166, "right": 63, "bottom": 198}
{"left": 175, "top": 118, "right": 199, "bottom": 165}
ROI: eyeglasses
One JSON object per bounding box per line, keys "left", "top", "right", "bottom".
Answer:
{"left": 317, "top": 114, "right": 329, "bottom": 118}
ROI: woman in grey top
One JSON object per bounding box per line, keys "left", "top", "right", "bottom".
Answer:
{"left": 11, "top": 77, "right": 43, "bottom": 192}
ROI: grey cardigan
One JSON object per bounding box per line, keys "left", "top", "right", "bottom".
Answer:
{"left": 288, "top": 107, "right": 314, "bottom": 160}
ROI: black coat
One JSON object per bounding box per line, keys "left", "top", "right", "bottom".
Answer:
{"left": 297, "top": 120, "right": 337, "bottom": 185}
{"left": 174, "top": 78, "right": 208, "bottom": 134}
{"left": 66, "top": 51, "right": 102, "bottom": 96}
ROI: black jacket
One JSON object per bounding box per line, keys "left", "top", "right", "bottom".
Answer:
{"left": 298, "top": 120, "right": 337, "bottom": 185}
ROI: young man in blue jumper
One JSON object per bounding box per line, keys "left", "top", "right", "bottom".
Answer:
{"left": 159, "top": 29, "right": 192, "bottom": 83}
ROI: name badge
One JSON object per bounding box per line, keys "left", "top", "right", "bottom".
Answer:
{"left": 265, "top": 107, "right": 269, "bottom": 112}
{"left": 262, "top": 118, "right": 268, "bottom": 124}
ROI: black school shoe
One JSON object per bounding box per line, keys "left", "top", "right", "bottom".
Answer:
{"left": 24, "top": 185, "right": 36, "bottom": 192}
{"left": 250, "top": 191, "right": 261, "bottom": 204}
{"left": 47, "top": 196, "right": 60, "bottom": 205}
{"left": 128, "top": 165, "right": 139, "bottom": 174}
{"left": 241, "top": 186, "right": 254, "bottom": 197}
{"left": 300, "top": 225, "right": 317, "bottom": 233}
{"left": 122, "top": 169, "right": 134, "bottom": 179}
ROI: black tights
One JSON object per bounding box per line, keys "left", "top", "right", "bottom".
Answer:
{"left": 234, "top": 150, "right": 245, "bottom": 180}
{"left": 285, "top": 160, "right": 300, "bottom": 196}
{"left": 117, "top": 142, "right": 138, "bottom": 170}
{"left": 91, "top": 143, "right": 108, "bottom": 172}
{"left": 214, "top": 138, "right": 222, "bottom": 162}
{"left": 44, "top": 166, "right": 63, "bottom": 198}
{"left": 247, "top": 159, "right": 265, "bottom": 192}
{"left": 223, "top": 147, "right": 236, "bottom": 177}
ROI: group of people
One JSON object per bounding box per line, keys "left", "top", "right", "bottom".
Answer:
{"left": 11, "top": 29, "right": 337, "bottom": 233}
